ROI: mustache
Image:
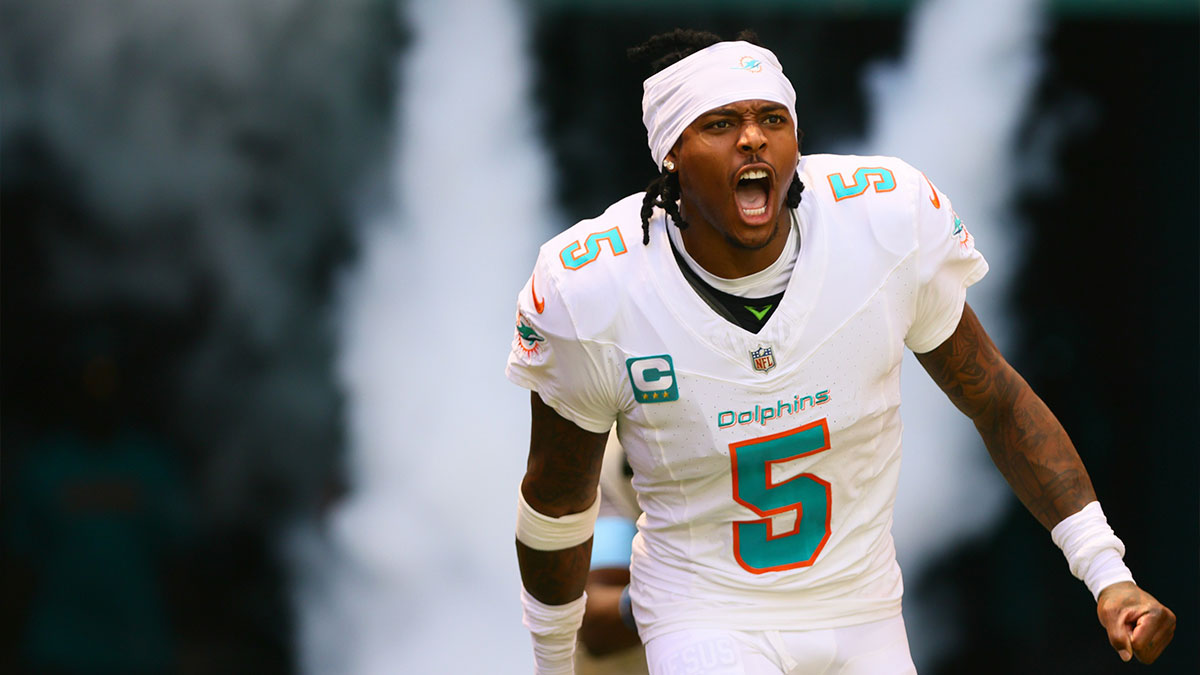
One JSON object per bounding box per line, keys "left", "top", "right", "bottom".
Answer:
{"left": 731, "top": 157, "right": 776, "bottom": 183}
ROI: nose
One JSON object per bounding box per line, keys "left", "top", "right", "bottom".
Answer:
{"left": 738, "top": 123, "right": 767, "bottom": 154}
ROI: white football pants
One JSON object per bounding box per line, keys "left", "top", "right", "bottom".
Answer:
{"left": 643, "top": 615, "right": 917, "bottom": 675}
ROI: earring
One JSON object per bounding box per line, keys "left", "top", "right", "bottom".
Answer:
{"left": 663, "top": 159, "right": 676, "bottom": 172}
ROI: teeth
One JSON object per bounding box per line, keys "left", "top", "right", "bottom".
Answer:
{"left": 739, "top": 169, "right": 768, "bottom": 182}
{"left": 742, "top": 206, "right": 767, "bottom": 216}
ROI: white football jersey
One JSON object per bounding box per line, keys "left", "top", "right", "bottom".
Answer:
{"left": 598, "top": 432, "right": 641, "bottom": 523}
{"left": 507, "top": 154, "right": 987, "bottom": 642}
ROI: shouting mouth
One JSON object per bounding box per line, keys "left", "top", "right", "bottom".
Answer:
{"left": 735, "top": 167, "right": 773, "bottom": 219}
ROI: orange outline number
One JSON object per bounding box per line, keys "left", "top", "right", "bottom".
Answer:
{"left": 729, "top": 419, "right": 832, "bottom": 574}
{"left": 559, "top": 227, "right": 627, "bottom": 270}
{"left": 827, "top": 167, "right": 896, "bottom": 202}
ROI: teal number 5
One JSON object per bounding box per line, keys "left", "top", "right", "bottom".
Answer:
{"left": 559, "top": 226, "right": 627, "bottom": 270}
{"left": 729, "top": 419, "right": 832, "bottom": 574}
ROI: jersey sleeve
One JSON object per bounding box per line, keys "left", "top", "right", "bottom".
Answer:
{"left": 904, "top": 172, "right": 990, "bottom": 353}
{"left": 505, "top": 253, "right": 621, "bottom": 434}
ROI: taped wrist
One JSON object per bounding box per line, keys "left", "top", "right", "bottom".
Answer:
{"left": 1050, "top": 501, "right": 1135, "bottom": 600}
{"left": 516, "top": 486, "right": 601, "bottom": 550}
{"left": 521, "top": 588, "right": 586, "bottom": 675}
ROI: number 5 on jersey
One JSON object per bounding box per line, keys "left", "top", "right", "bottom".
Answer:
{"left": 560, "top": 227, "right": 627, "bottom": 270}
{"left": 729, "top": 419, "right": 831, "bottom": 574}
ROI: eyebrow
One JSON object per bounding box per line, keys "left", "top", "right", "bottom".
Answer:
{"left": 701, "top": 108, "right": 739, "bottom": 117}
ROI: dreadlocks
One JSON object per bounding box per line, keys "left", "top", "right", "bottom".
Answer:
{"left": 629, "top": 29, "right": 805, "bottom": 245}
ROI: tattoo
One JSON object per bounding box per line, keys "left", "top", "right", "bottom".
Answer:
{"left": 916, "top": 304, "right": 1096, "bottom": 530}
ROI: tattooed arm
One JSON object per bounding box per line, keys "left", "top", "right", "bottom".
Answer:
{"left": 914, "top": 302, "right": 1094, "bottom": 529}
{"left": 916, "top": 303, "right": 1175, "bottom": 664}
{"left": 517, "top": 391, "right": 609, "bottom": 605}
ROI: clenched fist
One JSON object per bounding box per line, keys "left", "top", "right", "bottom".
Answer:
{"left": 1096, "top": 582, "right": 1176, "bottom": 664}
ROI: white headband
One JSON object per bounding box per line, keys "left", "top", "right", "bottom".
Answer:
{"left": 641, "top": 41, "right": 797, "bottom": 169}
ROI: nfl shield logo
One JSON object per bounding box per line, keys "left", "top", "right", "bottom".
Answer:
{"left": 750, "top": 345, "right": 776, "bottom": 373}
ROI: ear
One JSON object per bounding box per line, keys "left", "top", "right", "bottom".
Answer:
{"left": 664, "top": 149, "right": 678, "bottom": 172}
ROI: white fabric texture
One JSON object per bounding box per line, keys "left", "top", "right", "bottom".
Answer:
{"left": 516, "top": 486, "right": 602, "bottom": 551}
{"left": 506, "top": 261, "right": 621, "bottom": 434}
{"left": 668, "top": 211, "right": 799, "bottom": 298}
{"left": 642, "top": 41, "right": 797, "bottom": 168}
{"left": 1050, "top": 501, "right": 1135, "bottom": 600}
{"left": 521, "top": 588, "right": 587, "bottom": 675}
{"left": 597, "top": 431, "right": 641, "bottom": 522}
{"left": 642, "top": 616, "right": 915, "bottom": 675}
{"left": 904, "top": 169, "right": 989, "bottom": 352}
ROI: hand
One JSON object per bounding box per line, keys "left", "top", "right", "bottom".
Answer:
{"left": 1096, "top": 582, "right": 1176, "bottom": 664}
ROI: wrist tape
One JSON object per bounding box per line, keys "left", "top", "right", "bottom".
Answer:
{"left": 516, "top": 486, "right": 601, "bottom": 551}
{"left": 1050, "top": 501, "right": 1135, "bottom": 600}
{"left": 521, "top": 588, "right": 586, "bottom": 675}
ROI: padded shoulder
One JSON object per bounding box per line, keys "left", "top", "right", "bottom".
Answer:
{"left": 799, "top": 153, "right": 924, "bottom": 258}
{"left": 535, "top": 193, "right": 653, "bottom": 341}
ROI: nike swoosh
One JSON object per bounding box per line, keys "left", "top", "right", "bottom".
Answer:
{"left": 531, "top": 273, "right": 545, "bottom": 313}
{"left": 922, "top": 172, "right": 941, "bottom": 209}
{"left": 745, "top": 305, "right": 772, "bottom": 321}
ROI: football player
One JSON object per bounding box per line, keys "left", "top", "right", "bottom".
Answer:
{"left": 508, "top": 29, "right": 1174, "bottom": 675}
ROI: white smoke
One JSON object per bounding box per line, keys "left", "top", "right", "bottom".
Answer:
{"left": 293, "top": 0, "right": 549, "bottom": 671}
{"left": 844, "top": 0, "right": 1048, "bottom": 664}
{"left": 1, "top": 0, "right": 394, "bottom": 525}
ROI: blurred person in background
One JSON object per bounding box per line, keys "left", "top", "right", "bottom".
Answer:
{"left": 576, "top": 433, "right": 647, "bottom": 675}
{"left": 507, "top": 29, "right": 1175, "bottom": 674}
{"left": 4, "top": 332, "right": 194, "bottom": 673}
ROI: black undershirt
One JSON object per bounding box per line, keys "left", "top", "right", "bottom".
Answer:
{"left": 668, "top": 235, "right": 785, "bottom": 334}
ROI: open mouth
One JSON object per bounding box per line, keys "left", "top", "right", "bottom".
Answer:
{"left": 735, "top": 168, "right": 772, "bottom": 217}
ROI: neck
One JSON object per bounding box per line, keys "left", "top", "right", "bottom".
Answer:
{"left": 677, "top": 207, "right": 791, "bottom": 278}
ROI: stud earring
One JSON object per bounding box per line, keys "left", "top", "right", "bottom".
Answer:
{"left": 663, "top": 159, "right": 676, "bottom": 172}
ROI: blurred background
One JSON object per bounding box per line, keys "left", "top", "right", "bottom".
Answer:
{"left": 2, "top": 0, "right": 1195, "bottom": 673}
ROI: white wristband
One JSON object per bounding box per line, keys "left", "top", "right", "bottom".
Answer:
{"left": 516, "top": 486, "right": 601, "bottom": 551}
{"left": 521, "top": 588, "right": 586, "bottom": 675}
{"left": 1050, "top": 501, "right": 1135, "bottom": 600}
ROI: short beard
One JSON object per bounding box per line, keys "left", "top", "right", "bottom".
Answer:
{"left": 722, "top": 210, "right": 788, "bottom": 251}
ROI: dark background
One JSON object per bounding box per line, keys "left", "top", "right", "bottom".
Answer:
{"left": 2, "top": 1, "right": 1195, "bottom": 672}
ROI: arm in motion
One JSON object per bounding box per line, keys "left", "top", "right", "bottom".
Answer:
{"left": 916, "top": 303, "right": 1175, "bottom": 665}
